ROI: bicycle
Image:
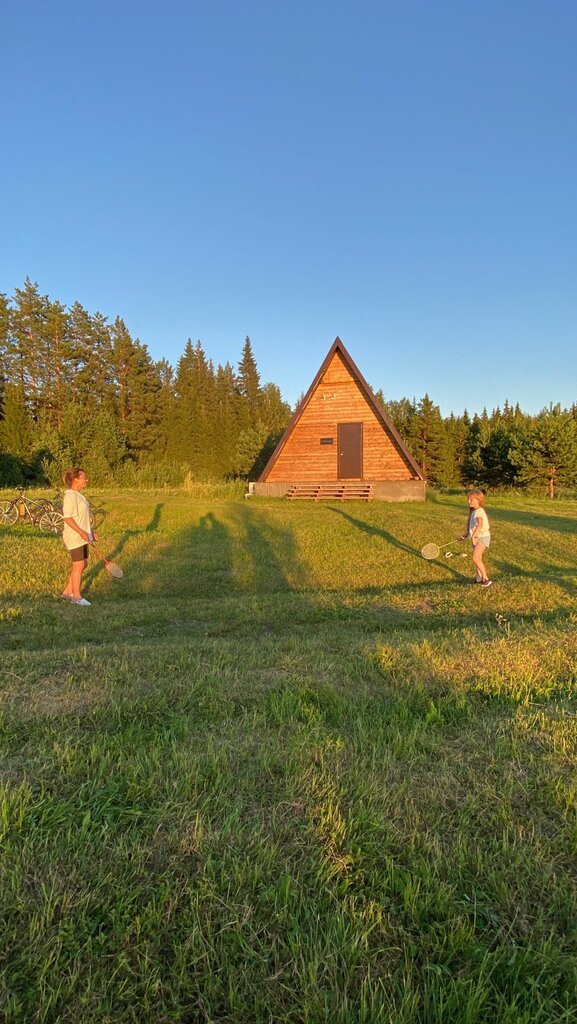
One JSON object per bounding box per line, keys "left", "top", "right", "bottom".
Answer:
{"left": 0, "top": 488, "right": 64, "bottom": 533}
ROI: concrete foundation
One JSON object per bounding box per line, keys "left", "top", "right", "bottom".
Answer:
{"left": 252, "top": 480, "right": 426, "bottom": 501}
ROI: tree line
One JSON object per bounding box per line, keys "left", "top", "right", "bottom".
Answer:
{"left": 0, "top": 279, "right": 291, "bottom": 487}
{"left": 378, "top": 393, "right": 577, "bottom": 498}
{"left": 1, "top": 279, "right": 576, "bottom": 495}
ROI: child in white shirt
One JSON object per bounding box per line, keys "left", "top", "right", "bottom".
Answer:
{"left": 459, "top": 490, "right": 492, "bottom": 588}
{"left": 61, "top": 467, "right": 97, "bottom": 605}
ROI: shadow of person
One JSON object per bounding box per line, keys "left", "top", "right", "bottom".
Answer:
{"left": 327, "top": 506, "right": 465, "bottom": 579}
{"left": 84, "top": 502, "right": 164, "bottom": 591}
{"left": 493, "top": 558, "right": 577, "bottom": 598}
{"left": 144, "top": 502, "right": 164, "bottom": 533}
{"left": 431, "top": 496, "right": 575, "bottom": 537}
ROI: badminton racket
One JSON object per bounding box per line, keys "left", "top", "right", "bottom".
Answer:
{"left": 421, "top": 540, "right": 457, "bottom": 560}
{"left": 91, "top": 541, "right": 123, "bottom": 578}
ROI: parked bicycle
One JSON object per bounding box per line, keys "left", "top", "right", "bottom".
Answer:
{"left": 0, "top": 488, "right": 64, "bottom": 533}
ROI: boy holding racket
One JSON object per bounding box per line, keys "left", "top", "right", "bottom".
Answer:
{"left": 459, "top": 490, "right": 492, "bottom": 587}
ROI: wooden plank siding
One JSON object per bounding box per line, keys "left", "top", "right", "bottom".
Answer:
{"left": 264, "top": 348, "right": 418, "bottom": 483}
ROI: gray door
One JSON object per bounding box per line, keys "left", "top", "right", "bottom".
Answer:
{"left": 338, "top": 422, "right": 363, "bottom": 479}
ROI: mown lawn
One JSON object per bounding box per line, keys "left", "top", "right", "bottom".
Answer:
{"left": 1, "top": 489, "right": 577, "bottom": 1023}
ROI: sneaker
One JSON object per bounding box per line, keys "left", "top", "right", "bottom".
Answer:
{"left": 479, "top": 579, "right": 492, "bottom": 588}
{"left": 73, "top": 597, "right": 91, "bottom": 606}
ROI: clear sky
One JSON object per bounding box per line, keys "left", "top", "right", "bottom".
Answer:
{"left": 2, "top": 1, "right": 576, "bottom": 415}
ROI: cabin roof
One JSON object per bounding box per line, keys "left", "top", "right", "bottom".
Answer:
{"left": 258, "top": 337, "right": 424, "bottom": 481}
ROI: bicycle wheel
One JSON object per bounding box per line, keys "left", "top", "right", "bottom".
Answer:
{"left": 39, "top": 510, "right": 64, "bottom": 534}
{"left": 31, "top": 502, "right": 51, "bottom": 525}
{"left": 0, "top": 500, "right": 19, "bottom": 525}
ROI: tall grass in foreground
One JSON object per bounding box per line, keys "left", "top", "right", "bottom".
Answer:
{"left": 1, "top": 492, "right": 577, "bottom": 1022}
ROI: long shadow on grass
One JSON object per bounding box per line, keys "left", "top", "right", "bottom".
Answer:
{"left": 121, "top": 510, "right": 235, "bottom": 600}
{"left": 0, "top": 508, "right": 238, "bottom": 652}
{"left": 84, "top": 502, "right": 164, "bottom": 593}
{"left": 493, "top": 558, "right": 577, "bottom": 597}
{"left": 432, "top": 496, "right": 576, "bottom": 536}
{"left": 229, "top": 504, "right": 325, "bottom": 633}
{"left": 229, "top": 506, "right": 492, "bottom": 635}
{"left": 232, "top": 506, "right": 310, "bottom": 592}
{"left": 3, "top": 501, "right": 575, "bottom": 654}
{"left": 328, "top": 507, "right": 466, "bottom": 582}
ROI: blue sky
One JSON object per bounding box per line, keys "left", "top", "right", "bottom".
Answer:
{"left": 2, "top": 1, "right": 576, "bottom": 415}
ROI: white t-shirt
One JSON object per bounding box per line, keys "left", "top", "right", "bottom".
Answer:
{"left": 469, "top": 507, "right": 490, "bottom": 538}
{"left": 62, "top": 489, "right": 93, "bottom": 550}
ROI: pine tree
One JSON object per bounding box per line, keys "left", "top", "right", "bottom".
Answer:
{"left": 235, "top": 340, "right": 289, "bottom": 478}
{"left": 0, "top": 385, "right": 33, "bottom": 460}
{"left": 438, "top": 413, "right": 469, "bottom": 487}
{"left": 235, "top": 382, "right": 291, "bottom": 480}
{"left": 407, "top": 394, "right": 444, "bottom": 483}
{"left": 165, "top": 339, "right": 218, "bottom": 475}
{"left": 237, "top": 336, "right": 262, "bottom": 434}
{"left": 479, "top": 422, "right": 519, "bottom": 487}
{"left": 32, "top": 411, "right": 75, "bottom": 487}
{"left": 154, "top": 359, "right": 175, "bottom": 459}
{"left": 110, "top": 318, "right": 164, "bottom": 460}
{"left": 70, "top": 303, "right": 115, "bottom": 413}
{"left": 259, "top": 382, "right": 291, "bottom": 435}
{"left": 187, "top": 340, "right": 216, "bottom": 476}
{"left": 235, "top": 420, "right": 273, "bottom": 479}
{"left": 380, "top": 397, "right": 417, "bottom": 449}
{"left": 510, "top": 406, "right": 577, "bottom": 497}
{"left": 44, "top": 299, "right": 76, "bottom": 429}
{"left": 165, "top": 340, "right": 196, "bottom": 463}
{"left": 0, "top": 292, "right": 9, "bottom": 383}
{"left": 0, "top": 292, "right": 9, "bottom": 426}
{"left": 212, "top": 362, "right": 241, "bottom": 478}
{"left": 8, "top": 278, "right": 51, "bottom": 415}
{"left": 238, "top": 336, "right": 261, "bottom": 405}
{"left": 53, "top": 400, "right": 127, "bottom": 483}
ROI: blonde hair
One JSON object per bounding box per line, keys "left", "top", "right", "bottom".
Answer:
{"left": 468, "top": 489, "right": 485, "bottom": 507}
{"left": 63, "top": 467, "right": 85, "bottom": 487}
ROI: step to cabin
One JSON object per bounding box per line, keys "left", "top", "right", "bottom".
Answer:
{"left": 287, "top": 483, "right": 373, "bottom": 501}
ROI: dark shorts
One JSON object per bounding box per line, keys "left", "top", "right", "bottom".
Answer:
{"left": 70, "top": 544, "right": 89, "bottom": 562}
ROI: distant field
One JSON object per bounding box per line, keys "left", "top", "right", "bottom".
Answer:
{"left": 1, "top": 490, "right": 576, "bottom": 1023}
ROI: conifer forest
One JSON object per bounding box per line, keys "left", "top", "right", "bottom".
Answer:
{"left": 1, "top": 279, "right": 576, "bottom": 495}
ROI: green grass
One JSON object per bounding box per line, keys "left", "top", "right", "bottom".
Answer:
{"left": 1, "top": 490, "right": 577, "bottom": 1023}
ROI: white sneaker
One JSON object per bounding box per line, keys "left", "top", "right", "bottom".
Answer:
{"left": 73, "top": 598, "right": 91, "bottom": 606}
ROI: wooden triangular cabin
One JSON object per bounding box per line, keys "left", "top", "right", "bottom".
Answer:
{"left": 254, "top": 338, "right": 425, "bottom": 501}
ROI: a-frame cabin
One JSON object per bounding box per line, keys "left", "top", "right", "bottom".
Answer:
{"left": 254, "top": 338, "right": 425, "bottom": 501}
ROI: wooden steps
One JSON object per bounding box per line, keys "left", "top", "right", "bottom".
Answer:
{"left": 286, "top": 483, "right": 373, "bottom": 501}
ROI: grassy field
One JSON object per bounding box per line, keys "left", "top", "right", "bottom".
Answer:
{"left": 1, "top": 489, "right": 577, "bottom": 1023}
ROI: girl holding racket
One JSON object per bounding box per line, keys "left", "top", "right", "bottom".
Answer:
{"left": 61, "top": 467, "right": 97, "bottom": 606}
{"left": 459, "top": 490, "right": 492, "bottom": 587}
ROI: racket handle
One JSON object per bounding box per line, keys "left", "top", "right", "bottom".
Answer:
{"left": 90, "top": 541, "right": 108, "bottom": 563}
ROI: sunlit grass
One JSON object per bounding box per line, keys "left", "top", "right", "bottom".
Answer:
{"left": 1, "top": 489, "right": 577, "bottom": 1022}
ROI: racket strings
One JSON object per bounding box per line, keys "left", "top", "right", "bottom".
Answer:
{"left": 421, "top": 543, "right": 440, "bottom": 560}
{"left": 421, "top": 539, "right": 467, "bottom": 561}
